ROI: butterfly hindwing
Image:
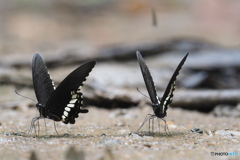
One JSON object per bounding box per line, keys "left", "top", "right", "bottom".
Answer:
{"left": 136, "top": 51, "right": 159, "bottom": 105}
{"left": 160, "top": 53, "right": 188, "bottom": 113}
{"left": 45, "top": 61, "right": 96, "bottom": 124}
{"left": 32, "top": 53, "right": 55, "bottom": 106}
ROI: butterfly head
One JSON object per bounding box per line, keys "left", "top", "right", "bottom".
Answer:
{"left": 36, "top": 103, "right": 45, "bottom": 117}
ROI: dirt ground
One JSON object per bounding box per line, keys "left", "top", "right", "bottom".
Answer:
{"left": 0, "top": 105, "right": 239, "bottom": 160}
{"left": 0, "top": 1, "right": 240, "bottom": 160}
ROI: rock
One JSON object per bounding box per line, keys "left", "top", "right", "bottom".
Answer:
{"left": 213, "top": 104, "right": 240, "bottom": 117}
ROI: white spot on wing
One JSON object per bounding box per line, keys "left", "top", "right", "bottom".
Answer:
{"left": 163, "top": 83, "right": 176, "bottom": 108}
{"left": 163, "top": 100, "right": 167, "bottom": 106}
{"left": 72, "top": 94, "right": 77, "bottom": 99}
{"left": 67, "top": 104, "right": 75, "bottom": 108}
{"left": 165, "top": 97, "right": 169, "bottom": 101}
{"left": 157, "top": 96, "right": 161, "bottom": 104}
{"left": 70, "top": 99, "right": 78, "bottom": 104}
{"left": 64, "top": 111, "right": 68, "bottom": 116}
{"left": 47, "top": 71, "right": 56, "bottom": 89}
{"left": 65, "top": 107, "right": 71, "bottom": 112}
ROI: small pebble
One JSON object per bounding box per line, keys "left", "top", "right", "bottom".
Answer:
{"left": 101, "top": 134, "right": 106, "bottom": 137}
{"left": 191, "top": 127, "right": 203, "bottom": 134}
{"left": 204, "top": 130, "right": 213, "bottom": 136}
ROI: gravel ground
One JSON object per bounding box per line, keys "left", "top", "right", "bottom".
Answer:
{"left": 0, "top": 105, "right": 239, "bottom": 160}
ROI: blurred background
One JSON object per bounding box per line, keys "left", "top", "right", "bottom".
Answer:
{"left": 2, "top": 0, "right": 240, "bottom": 54}
{"left": 0, "top": 0, "right": 240, "bottom": 160}
{"left": 1, "top": 0, "right": 240, "bottom": 110}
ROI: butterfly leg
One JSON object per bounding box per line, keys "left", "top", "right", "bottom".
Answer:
{"left": 161, "top": 118, "right": 172, "bottom": 136}
{"left": 152, "top": 117, "right": 154, "bottom": 134}
{"left": 137, "top": 114, "right": 155, "bottom": 132}
{"left": 43, "top": 118, "right": 48, "bottom": 136}
{"left": 28, "top": 116, "right": 44, "bottom": 136}
{"left": 36, "top": 119, "right": 40, "bottom": 136}
{"left": 157, "top": 118, "right": 161, "bottom": 134}
{"left": 148, "top": 115, "right": 156, "bottom": 136}
{"left": 28, "top": 117, "right": 38, "bottom": 136}
{"left": 148, "top": 117, "right": 151, "bottom": 135}
{"left": 53, "top": 121, "right": 59, "bottom": 136}
{"left": 27, "top": 125, "right": 32, "bottom": 136}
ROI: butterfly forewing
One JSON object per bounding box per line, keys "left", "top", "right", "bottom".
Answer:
{"left": 32, "top": 53, "right": 55, "bottom": 106}
{"left": 136, "top": 51, "right": 159, "bottom": 105}
{"left": 45, "top": 61, "right": 96, "bottom": 124}
{"left": 160, "top": 53, "right": 188, "bottom": 112}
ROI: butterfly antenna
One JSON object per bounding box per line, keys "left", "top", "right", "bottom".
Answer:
{"left": 15, "top": 90, "right": 37, "bottom": 102}
{"left": 137, "top": 87, "right": 150, "bottom": 99}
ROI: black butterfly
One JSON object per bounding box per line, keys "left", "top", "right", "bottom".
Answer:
{"left": 31, "top": 53, "right": 96, "bottom": 132}
{"left": 136, "top": 51, "right": 188, "bottom": 133}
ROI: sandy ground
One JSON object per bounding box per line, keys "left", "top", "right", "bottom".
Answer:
{"left": 0, "top": 105, "right": 239, "bottom": 160}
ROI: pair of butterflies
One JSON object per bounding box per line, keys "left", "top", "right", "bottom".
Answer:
{"left": 31, "top": 52, "right": 187, "bottom": 134}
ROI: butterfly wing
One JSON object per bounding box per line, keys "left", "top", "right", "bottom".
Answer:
{"left": 45, "top": 61, "right": 96, "bottom": 124}
{"left": 136, "top": 51, "right": 160, "bottom": 105}
{"left": 160, "top": 53, "right": 188, "bottom": 112}
{"left": 32, "top": 53, "right": 55, "bottom": 106}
